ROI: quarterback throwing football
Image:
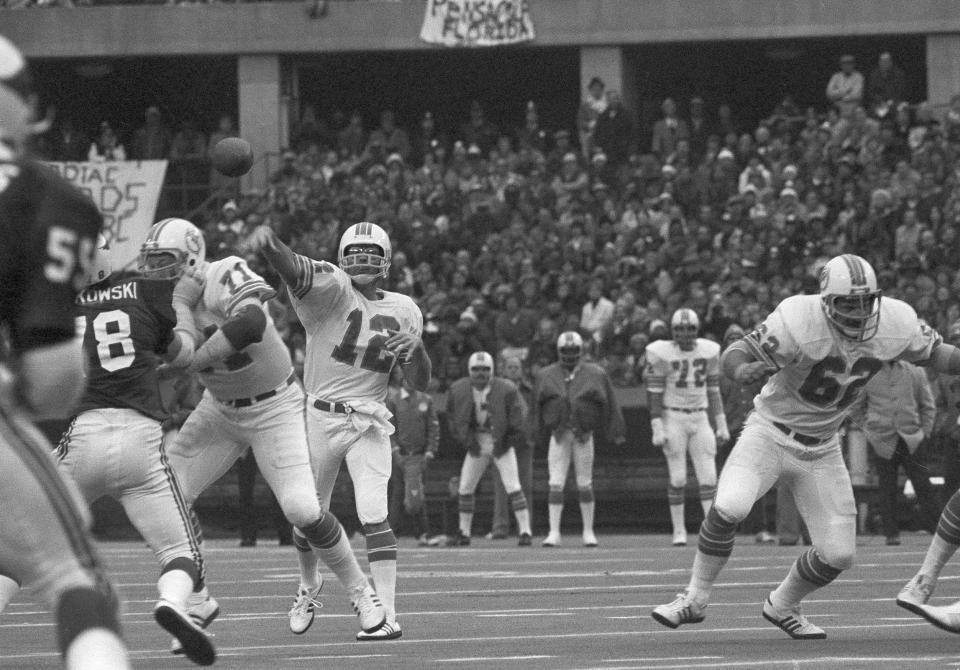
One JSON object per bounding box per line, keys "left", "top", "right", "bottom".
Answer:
{"left": 247, "top": 221, "right": 430, "bottom": 641}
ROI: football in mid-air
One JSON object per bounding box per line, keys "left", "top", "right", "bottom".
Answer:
{"left": 211, "top": 137, "right": 254, "bottom": 178}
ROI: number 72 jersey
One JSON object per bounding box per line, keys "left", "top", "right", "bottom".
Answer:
{"left": 743, "top": 294, "right": 940, "bottom": 438}
{"left": 289, "top": 258, "right": 423, "bottom": 404}
{"left": 645, "top": 337, "right": 721, "bottom": 409}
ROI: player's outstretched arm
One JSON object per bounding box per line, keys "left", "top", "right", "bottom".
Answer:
{"left": 245, "top": 225, "right": 300, "bottom": 287}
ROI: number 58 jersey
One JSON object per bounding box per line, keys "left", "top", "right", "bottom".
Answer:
{"left": 289, "top": 257, "right": 423, "bottom": 404}
{"left": 743, "top": 294, "right": 940, "bottom": 439}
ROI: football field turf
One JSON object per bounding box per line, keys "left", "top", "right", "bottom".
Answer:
{"left": 3, "top": 532, "right": 959, "bottom": 669}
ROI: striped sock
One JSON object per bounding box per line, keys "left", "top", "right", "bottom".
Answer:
{"left": 920, "top": 490, "right": 960, "bottom": 579}
{"left": 688, "top": 507, "right": 738, "bottom": 600}
{"left": 770, "top": 548, "right": 842, "bottom": 609}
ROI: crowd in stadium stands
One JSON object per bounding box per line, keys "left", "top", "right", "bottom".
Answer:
{"left": 32, "top": 59, "right": 960, "bottom": 401}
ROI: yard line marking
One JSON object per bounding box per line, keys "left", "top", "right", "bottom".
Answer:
{"left": 438, "top": 656, "right": 554, "bottom": 662}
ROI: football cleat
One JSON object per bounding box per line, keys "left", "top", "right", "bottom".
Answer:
{"left": 672, "top": 530, "right": 688, "bottom": 546}
{"left": 914, "top": 600, "right": 960, "bottom": 634}
{"left": 651, "top": 590, "right": 707, "bottom": 628}
{"left": 171, "top": 591, "right": 220, "bottom": 655}
{"left": 518, "top": 532, "right": 532, "bottom": 547}
{"left": 288, "top": 577, "right": 324, "bottom": 635}
{"left": 897, "top": 573, "right": 935, "bottom": 615}
{"left": 154, "top": 599, "right": 216, "bottom": 666}
{"left": 356, "top": 618, "right": 402, "bottom": 641}
{"left": 762, "top": 595, "right": 826, "bottom": 640}
{"left": 541, "top": 533, "right": 561, "bottom": 547}
{"left": 447, "top": 530, "right": 471, "bottom": 547}
{"left": 582, "top": 531, "right": 598, "bottom": 547}
{"left": 351, "top": 583, "right": 387, "bottom": 634}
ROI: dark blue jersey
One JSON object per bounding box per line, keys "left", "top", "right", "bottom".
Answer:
{"left": 0, "top": 159, "right": 101, "bottom": 353}
{"left": 75, "top": 272, "right": 176, "bottom": 421}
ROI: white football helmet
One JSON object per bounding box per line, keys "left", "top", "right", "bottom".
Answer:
{"left": 85, "top": 233, "right": 112, "bottom": 286}
{"left": 468, "top": 351, "right": 494, "bottom": 386}
{"left": 139, "top": 217, "right": 206, "bottom": 280}
{"left": 0, "top": 35, "right": 44, "bottom": 153}
{"left": 557, "top": 331, "right": 583, "bottom": 367}
{"left": 671, "top": 308, "right": 700, "bottom": 350}
{"left": 338, "top": 222, "right": 391, "bottom": 285}
{"left": 819, "top": 254, "right": 881, "bottom": 341}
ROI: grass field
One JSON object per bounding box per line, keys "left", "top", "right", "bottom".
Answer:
{"left": 3, "top": 532, "right": 960, "bottom": 669}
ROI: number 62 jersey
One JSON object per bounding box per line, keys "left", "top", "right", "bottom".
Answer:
{"left": 288, "top": 257, "right": 423, "bottom": 404}
{"left": 742, "top": 294, "right": 940, "bottom": 439}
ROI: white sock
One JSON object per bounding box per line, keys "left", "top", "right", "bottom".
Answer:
{"left": 514, "top": 508, "right": 531, "bottom": 535}
{"left": 459, "top": 512, "right": 473, "bottom": 536}
{"left": 0, "top": 575, "right": 20, "bottom": 614}
{"left": 579, "top": 501, "right": 594, "bottom": 536}
{"left": 157, "top": 569, "right": 194, "bottom": 609}
{"left": 769, "top": 562, "right": 820, "bottom": 610}
{"left": 369, "top": 560, "right": 397, "bottom": 620}
{"left": 669, "top": 504, "right": 686, "bottom": 535}
{"left": 297, "top": 547, "right": 321, "bottom": 591}
{"left": 64, "top": 628, "right": 130, "bottom": 670}
{"left": 700, "top": 498, "right": 712, "bottom": 518}
{"left": 687, "top": 550, "right": 728, "bottom": 603}
{"left": 311, "top": 533, "right": 366, "bottom": 592}
{"left": 920, "top": 534, "right": 960, "bottom": 583}
{"left": 548, "top": 504, "right": 563, "bottom": 537}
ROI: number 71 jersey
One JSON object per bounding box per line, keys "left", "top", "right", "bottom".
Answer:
{"left": 743, "top": 294, "right": 939, "bottom": 437}
{"left": 289, "top": 258, "right": 423, "bottom": 404}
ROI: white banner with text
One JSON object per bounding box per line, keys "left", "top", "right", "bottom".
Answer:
{"left": 46, "top": 160, "right": 168, "bottom": 270}
{"left": 420, "top": 0, "right": 535, "bottom": 47}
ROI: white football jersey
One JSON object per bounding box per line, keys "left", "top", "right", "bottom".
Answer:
{"left": 289, "top": 255, "right": 423, "bottom": 404}
{"left": 743, "top": 294, "right": 939, "bottom": 438}
{"left": 192, "top": 256, "right": 293, "bottom": 400}
{"left": 645, "top": 337, "right": 721, "bottom": 410}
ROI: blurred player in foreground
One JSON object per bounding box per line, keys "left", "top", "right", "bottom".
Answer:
{"left": 246, "top": 221, "right": 430, "bottom": 641}
{"left": 53, "top": 235, "right": 214, "bottom": 665}
{"left": 653, "top": 254, "right": 960, "bottom": 639}
{"left": 144, "top": 217, "right": 387, "bottom": 644}
{"left": 0, "top": 33, "right": 130, "bottom": 669}
{"left": 645, "top": 308, "right": 728, "bottom": 546}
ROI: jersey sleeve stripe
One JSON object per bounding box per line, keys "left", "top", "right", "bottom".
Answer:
{"left": 291, "top": 254, "right": 314, "bottom": 300}
{"left": 646, "top": 375, "right": 666, "bottom": 392}
{"left": 226, "top": 283, "right": 276, "bottom": 313}
{"left": 742, "top": 333, "right": 779, "bottom": 370}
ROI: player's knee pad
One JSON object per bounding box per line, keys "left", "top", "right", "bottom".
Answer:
{"left": 697, "top": 506, "right": 738, "bottom": 558}
{"left": 160, "top": 556, "right": 200, "bottom": 590}
{"left": 577, "top": 486, "right": 594, "bottom": 504}
{"left": 279, "top": 495, "right": 322, "bottom": 530}
{"left": 56, "top": 587, "right": 121, "bottom": 655}
{"left": 297, "top": 509, "right": 343, "bottom": 550}
{"left": 547, "top": 486, "right": 564, "bottom": 505}
{"left": 458, "top": 493, "right": 475, "bottom": 514}
{"left": 667, "top": 485, "right": 685, "bottom": 506}
{"left": 796, "top": 547, "right": 848, "bottom": 586}
{"left": 292, "top": 527, "right": 311, "bottom": 554}
{"left": 508, "top": 489, "right": 528, "bottom": 511}
{"left": 362, "top": 521, "right": 397, "bottom": 563}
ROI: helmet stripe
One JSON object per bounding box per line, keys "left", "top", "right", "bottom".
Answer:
{"left": 147, "top": 218, "right": 172, "bottom": 243}
{"left": 842, "top": 254, "right": 866, "bottom": 286}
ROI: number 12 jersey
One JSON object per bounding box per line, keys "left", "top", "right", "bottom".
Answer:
{"left": 289, "top": 257, "right": 423, "bottom": 404}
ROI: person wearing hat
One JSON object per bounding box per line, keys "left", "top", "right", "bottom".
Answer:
{"left": 593, "top": 89, "right": 634, "bottom": 167}
{"left": 826, "top": 54, "right": 864, "bottom": 116}
{"left": 445, "top": 352, "right": 534, "bottom": 547}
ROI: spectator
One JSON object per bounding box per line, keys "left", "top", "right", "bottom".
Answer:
{"left": 494, "top": 292, "right": 537, "bottom": 364}
{"left": 87, "top": 120, "right": 126, "bottom": 161}
{"left": 488, "top": 355, "right": 536, "bottom": 540}
{"left": 386, "top": 366, "right": 440, "bottom": 546}
{"left": 826, "top": 54, "right": 864, "bottom": 116}
{"left": 130, "top": 105, "right": 172, "bottom": 160}
{"left": 48, "top": 117, "right": 89, "bottom": 162}
{"left": 651, "top": 97, "right": 690, "bottom": 160}
{"left": 577, "top": 76, "right": 607, "bottom": 160}
{"left": 687, "top": 96, "right": 710, "bottom": 161}
{"left": 580, "top": 277, "right": 615, "bottom": 347}
{"left": 169, "top": 118, "right": 207, "bottom": 162}
{"left": 367, "top": 109, "right": 411, "bottom": 163}
{"left": 866, "top": 52, "right": 907, "bottom": 119}
{"left": 849, "top": 361, "right": 939, "bottom": 545}
{"left": 592, "top": 89, "right": 634, "bottom": 168}
{"left": 459, "top": 100, "right": 499, "bottom": 157}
